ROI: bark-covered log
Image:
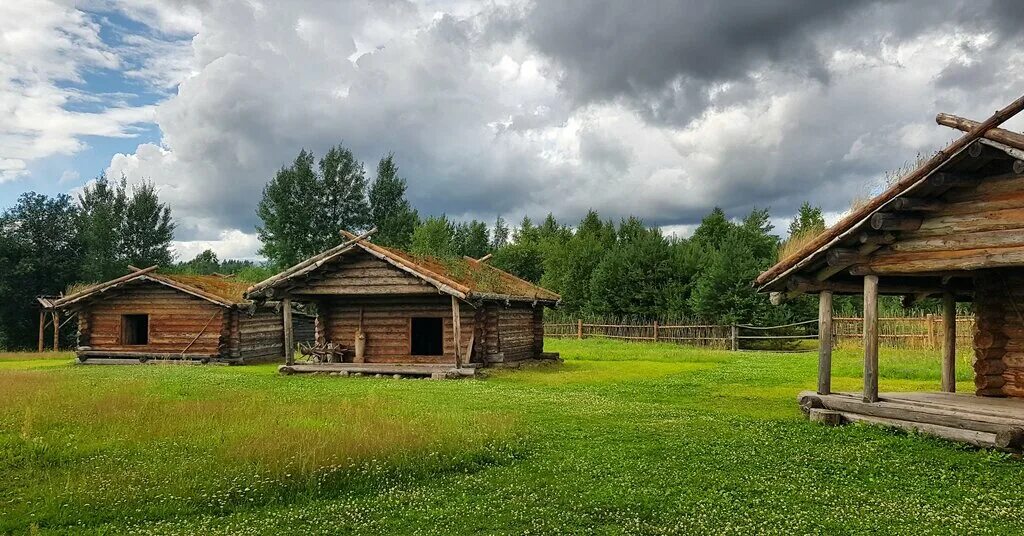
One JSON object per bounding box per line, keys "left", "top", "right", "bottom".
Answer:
{"left": 870, "top": 213, "right": 922, "bottom": 231}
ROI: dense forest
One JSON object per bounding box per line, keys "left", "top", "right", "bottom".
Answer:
{"left": 0, "top": 144, "right": 930, "bottom": 349}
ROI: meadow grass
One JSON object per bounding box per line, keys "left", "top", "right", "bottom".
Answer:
{"left": 1, "top": 340, "right": 1022, "bottom": 535}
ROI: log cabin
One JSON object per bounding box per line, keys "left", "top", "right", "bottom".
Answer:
{"left": 245, "top": 230, "right": 561, "bottom": 378}
{"left": 756, "top": 95, "right": 1024, "bottom": 453}
{"left": 42, "top": 266, "right": 313, "bottom": 364}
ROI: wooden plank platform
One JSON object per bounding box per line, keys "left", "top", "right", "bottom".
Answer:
{"left": 799, "top": 390, "right": 1024, "bottom": 453}
{"left": 280, "top": 362, "right": 479, "bottom": 378}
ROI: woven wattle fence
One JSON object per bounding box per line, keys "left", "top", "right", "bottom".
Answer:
{"left": 545, "top": 315, "right": 975, "bottom": 351}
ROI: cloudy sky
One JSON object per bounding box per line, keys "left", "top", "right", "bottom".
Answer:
{"left": 3, "top": 0, "right": 1024, "bottom": 260}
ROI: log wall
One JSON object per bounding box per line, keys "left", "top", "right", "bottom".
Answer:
{"left": 78, "top": 281, "right": 226, "bottom": 357}
{"left": 320, "top": 295, "right": 475, "bottom": 364}
{"left": 865, "top": 173, "right": 1024, "bottom": 274}
{"left": 236, "top": 308, "right": 285, "bottom": 362}
{"left": 292, "top": 250, "right": 437, "bottom": 296}
{"left": 973, "top": 269, "right": 1024, "bottom": 397}
{"left": 496, "top": 303, "right": 542, "bottom": 362}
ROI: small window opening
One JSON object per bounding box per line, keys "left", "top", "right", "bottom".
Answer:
{"left": 122, "top": 314, "right": 149, "bottom": 345}
{"left": 410, "top": 317, "right": 443, "bottom": 356}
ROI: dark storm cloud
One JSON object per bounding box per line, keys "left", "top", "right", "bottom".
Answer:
{"left": 106, "top": 0, "right": 1024, "bottom": 258}
{"left": 522, "top": 0, "right": 1024, "bottom": 126}
{"left": 524, "top": 0, "right": 873, "bottom": 123}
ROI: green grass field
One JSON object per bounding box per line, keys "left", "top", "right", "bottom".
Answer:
{"left": 2, "top": 341, "right": 1022, "bottom": 535}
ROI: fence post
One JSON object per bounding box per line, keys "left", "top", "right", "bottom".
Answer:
{"left": 926, "top": 314, "right": 936, "bottom": 349}
{"left": 653, "top": 320, "right": 659, "bottom": 342}
{"left": 577, "top": 319, "right": 583, "bottom": 340}
{"left": 731, "top": 325, "right": 738, "bottom": 351}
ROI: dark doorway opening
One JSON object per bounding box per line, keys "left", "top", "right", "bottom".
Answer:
{"left": 122, "top": 314, "right": 149, "bottom": 345}
{"left": 410, "top": 317, "right": 443, "bottom": 356}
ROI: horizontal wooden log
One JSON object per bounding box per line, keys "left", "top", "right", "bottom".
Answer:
{"left": 891, "top": 228, "right": 1024, "bottom": 253}
{"left": 840, "top": 412, "right": 998, "bottom": 449}
{"left": 995, "top": 427, "right": 1024, "bottom": 449}
{"left": 974, "top": 359, "right": 1007, "bottom": 376}
{"left": 808, "top": 408, "right": 844, "bottom": 426}
{"left": 805, "top": 393, "right": 1022, "bottom": 433}
{"left": 870, "top": 213, "right": 922, "bottom": 231}
{"left": 937, "top": 113, "right": 1024, "bottom": 151}
{"left": 975, "top": 331, "right": 1008, "bottom": 349}
{"left": 888, "top": 197, "right": 944, "bottom": 212}
{"left": 826, "top": 248, "right": 863, "bottom": 266}
{"left": 928, "top": 171, "right": 972, "bottom": 189}
{"left": 856, "top": 244, "right": 1024, "bottom": 274}
{"left": 858, "top": 232, "right": 897, "bottom": 246}
{"left": 975, "top": 374, "right": 1006, "bottom": 390}
{"left": 912, "top": 207, "right": 1024, "bottom": 238}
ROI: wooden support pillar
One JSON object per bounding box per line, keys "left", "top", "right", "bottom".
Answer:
{"left": 942, "top": 291, "right": 956, "bottom": 393}
{"left": 731, "top": 325, "right": 739, "bottom": 351}
{"left": 817, "top": 290, "right": 833, "bottom": 395}
{"left": 38, "top": 310, "right": 46, "bottom": 353}
{"left": 451, "top": 296, "right": 463, "bottom": 369}
{"left": 282, "top": 296, "right": 294, "bottom": 366}
{"left": 653, "top": 320, "right": 659, "bottom": 342}
{"left": 52, "top": 311, "right": 59, "bottom": 351}
{"left": 863, "top": 275, "right": 880, "bottom": 403}
{"left": 577, "top": 319, "right": 583, "bottom": 339}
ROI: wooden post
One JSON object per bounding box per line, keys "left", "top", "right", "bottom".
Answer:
{"left": 282, "top": 296, "right": 294, "bottom": 366}
{"left": 38, "top": 310, "right": 46, "bottom": 353}
{"left": 863, "top": 275, "right": 880, "bottom": 403}
{"left": 52, "top": 311, "right": 59, "bottom": 351}
{"left": 653, "top": 320, "right": 659, "bottom": 342}
{"left": 577, "top": 319, "right": 583, "bottom": 340}
{"left": 942, "top": 291, "right": 956, "bottom": 393}
{"left": 817, "top": 290, "right": 833, "bottom": 395}
{"left": 731, "top": 325, "right": 739, "bottom": 351}
{"left": 926, "top": 313, "right": 936, "bottom": 349}
{"left": 451, "top": 296, "right": 463, "bottom": 369}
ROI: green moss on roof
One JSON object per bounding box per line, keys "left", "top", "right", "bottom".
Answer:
{"left": 380, "top": 245, "right": 560, "bottom": 301}
{"left": 159, "top": 273, "right": 252, "bottom": 304}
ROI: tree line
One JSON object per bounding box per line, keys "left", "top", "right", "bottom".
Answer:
{"left": 0, "top": 142, "right": 925, "bottom": 349}
{"left": 255, "top": 146, "right": 828, "bottom": 327}
{"left": 0, "top": 176, "right": 174, "bottom": 348}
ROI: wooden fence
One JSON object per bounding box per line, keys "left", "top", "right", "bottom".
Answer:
{"left": 544, "top": 321, "right": 733, "bottom": 349}
{"left": 832, "top": 315, "right": 974, "bottom": 350}
{"left": 545, "top": 315, "right": 976, "bottom": 351}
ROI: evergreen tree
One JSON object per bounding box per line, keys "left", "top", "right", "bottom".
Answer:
{"left": 453, "top": 220, "right": 491, "bottom": 258}
{"left": 589, "top": 220, "right": 673, "bottom": 317}
{"left": 368, "top": 153, "right": 418, "bottom": 249}
{"left": 690, "top": 229, "right": 764, "bottom": 323}
{"left": 491, "top": 216, "right": 509, "bottom": 249}
{"left": 318, "top": 144, "right": 370, "bottom": 249}
{"left": 536, "top": 210, "right": 614, "bottom": 310}
{"left": 410, "top": 215, "right": 456, "bottom": 257}
{"left": 690, "top": 207, "right": 731, "bottom": 250}
{"left": 121, "top": 180, "right": 174, "bottom": 268}
{"left": 77, "top": 174, "right": 127, "bottom": 281}
{"left": 788, "top": 201, "right": 825, "bottom": 238}
{"left": 181, "top": 250, "right": 220, "bottom": 274}
{"left": 492, "top": 216, "right": 546, "bottom": 283}
{"left": 77, "top": 175, "right": 174, "bottom": 279}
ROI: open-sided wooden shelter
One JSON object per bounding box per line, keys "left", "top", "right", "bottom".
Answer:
{"left": 757, "top": 95, "right": 1024, "bottom": 453}
{"left": 46, "top": 266, "right": 313, "bottom": 364}
{"left": 245, "top": 230, "right": 561, "bottom": 378}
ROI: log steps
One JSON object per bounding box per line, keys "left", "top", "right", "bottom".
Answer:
{"left": 800, "top": 391, "right": 1024, "bottom": 453}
